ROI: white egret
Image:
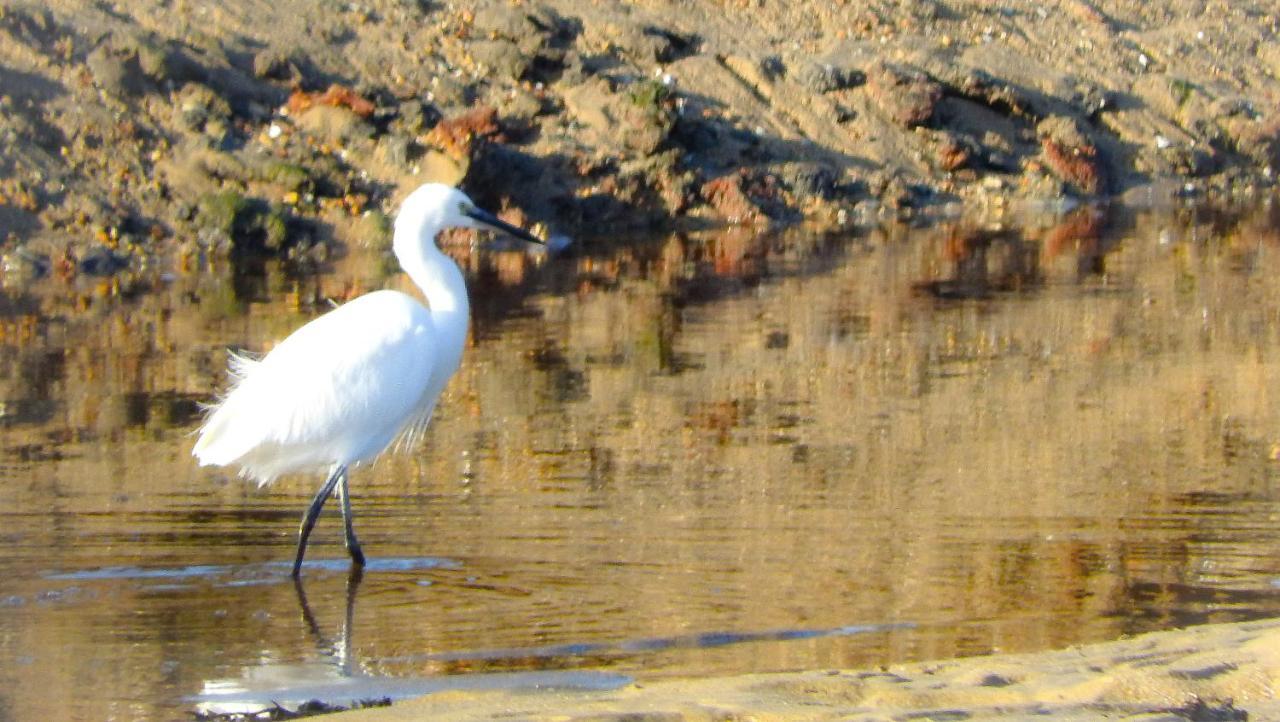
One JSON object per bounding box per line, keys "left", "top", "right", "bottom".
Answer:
{"left": 193, "top": 183, "right": 543, "bottom": 577}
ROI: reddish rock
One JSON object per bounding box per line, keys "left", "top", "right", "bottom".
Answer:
{"left": 701, "top": 170, "right": 772, "bottom": 225}
{"left": 422, "top": 106, "right": 502, "bottom": 160}
{"left": 287, "top": 84, "right": 376, "bottom": 118}
{"left": 1037, "top": 115, "right": 1106, "bottom": 195}
{"left": 866, "top": 61, "right": 942, "bottom": 128}
{"left": 936, "top": 134, "right": 970, "bottom": 172}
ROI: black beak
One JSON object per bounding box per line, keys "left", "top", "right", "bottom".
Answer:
{"left": 464, "top": 207, "right": 544, "bottom": 245}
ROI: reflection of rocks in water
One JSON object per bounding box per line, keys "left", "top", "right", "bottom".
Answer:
{"left": 0, "top": 348, "right": 63, "bottom": 427}
{"left": 913, "top": 227, "right": 1041, "bottom": 300}
{"left": 0, "top": 396, "right": 57, "bottom": 427}
{"left": 1041, "top": 206, "right": 1113, "bottom": 279}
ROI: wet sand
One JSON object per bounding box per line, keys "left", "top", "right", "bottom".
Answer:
{"left": 334, "top": 617, "right": 1280, "bottom": 721}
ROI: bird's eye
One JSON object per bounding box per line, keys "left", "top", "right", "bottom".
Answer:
{"left": 458, "top": 202, "right": 472, "bottom": 216}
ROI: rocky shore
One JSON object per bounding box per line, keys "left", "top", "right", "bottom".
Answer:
{"left": 1, "top": 0, "right": 1277, "bottom": 276}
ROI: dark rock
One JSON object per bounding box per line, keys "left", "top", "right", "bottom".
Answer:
{"left": 956, "top": 69, "right": 1034, "bottom": 118}
{"left": 487, "top": 86, "right": 542, "bottom": 139}
{"left": 1067, "top": 80, "right": 1110, "bottom": 118}
{"left": 77, "top": 246, "right": 129, "bottom": 276}
{"left": 870, "top": 172, "right": 930, "bottom": 211}
{"left": 794, "top": 62, "right": 863, "bottom": 93}
{"left": 782, "top": 163, "right": 839, "bottom": 201}
{"left": 393, "top": 98, "right": 439, "bottom": 135}
{"left": 645, "top": 26, "right": 699, "bottom": 63}
{"left": 252, "top": 48, "right": 299, "bottom": 81}
{"left": 671, "top": 116, "right": 720, "bottom": 155}
{"left": 759, "top": 55, "right": 786, "bottom": 81}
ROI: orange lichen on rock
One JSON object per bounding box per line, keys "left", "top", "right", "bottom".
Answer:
{"left": 937, "top": 136, "right": 970, "bottom": 172}
{"left": 421, "top": 106, "right": 501, "bottom": 160}
{"left": 1038, "top": 115, "right": 1106, "bottom": 195}
{"left": 701, "top": 170, "right": 773, "bottom": 226}
{"left": 287, "top": 84, "right": 377, "bottom": 118}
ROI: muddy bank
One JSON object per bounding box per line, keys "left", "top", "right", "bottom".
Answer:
{"left": 327, "top": 617, "right": 1280, "bottom": 721}
{"left": 0, "top": 0, "right": 1278, "bottom": 272}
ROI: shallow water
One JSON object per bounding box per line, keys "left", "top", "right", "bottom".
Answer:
{"left": 3, "top": 203, "right": 1280, "bottom": 720}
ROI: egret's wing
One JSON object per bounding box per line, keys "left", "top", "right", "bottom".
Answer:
{"left": 193, "top": 292, "right": 437, "bottom": 483}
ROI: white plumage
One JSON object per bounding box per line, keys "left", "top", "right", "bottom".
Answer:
{"left": 193, "top": 183, "right": 542, "bottom": 576}
{"left": 194, "top": 291, "right": 440, "bottom": 482}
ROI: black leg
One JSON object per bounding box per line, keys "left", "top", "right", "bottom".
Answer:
{"left": 337, "top": 468, "right": 366, "bottom": 568}
{"left": 338, "top": 565, "right": 364, "bottom": 674}
{"left": 292, "top": 465, "right": 344, "bottom": 577}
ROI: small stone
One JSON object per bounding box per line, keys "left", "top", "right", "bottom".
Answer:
{"left": 865, "top": 61, "right": 941, "bottom": 128}
{"left": 471, "top": 5, "right": 535, "bottom": 41}
{"left": 379, "top": 135, "right": 412, "bottom": 170}
{"left": 174, "top": 83, "right": 232, "bottom": 135}
{"left": 428, "top": 75, "right": 469, "bottom": 108}
{"left": 86, "top": 45, "right": 147, "bottom": 98}
{"left": 468, "top": 39, "right": 530, "bottom": 81}
{"left": 293, "top": 105, "right": 375, "bottom": 145}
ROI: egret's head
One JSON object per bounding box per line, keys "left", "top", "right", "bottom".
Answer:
{"left": 396, "top": 183, "right": 543, "bottom": 247}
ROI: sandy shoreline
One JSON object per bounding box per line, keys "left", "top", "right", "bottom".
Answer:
{"left": 329, "top": 617, "right": 1280, "bottom": 721}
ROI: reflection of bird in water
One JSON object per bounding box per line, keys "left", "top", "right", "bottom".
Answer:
{"left": 195, "top": 570, "right": 368, "bottom": 716}
{"left": 193, "top": 183, "right": 543, "bottom": 576}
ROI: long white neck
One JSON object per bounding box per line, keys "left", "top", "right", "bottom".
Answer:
{"left": 393, "top": 220, "right": 470, "bottom": 375}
